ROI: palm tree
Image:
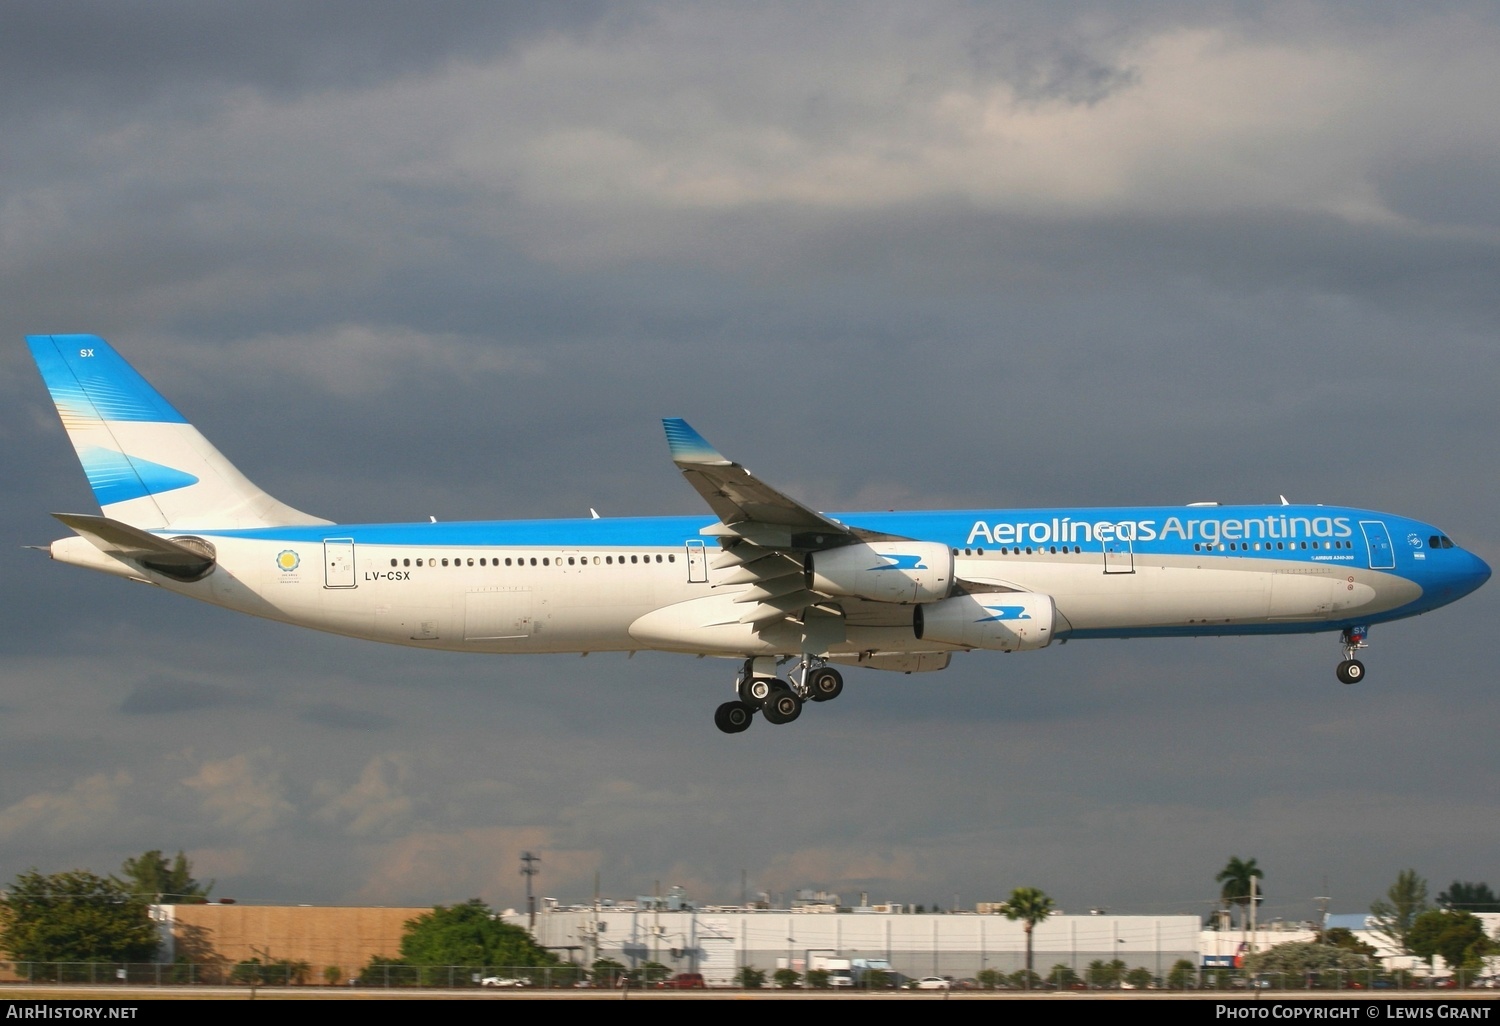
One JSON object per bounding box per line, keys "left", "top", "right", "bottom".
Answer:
{"left": 1003, "top": 887, "right": 1055, "bottom": 989}
{"left": 1216, "top": 857, "right": 1263, "bottom": 930}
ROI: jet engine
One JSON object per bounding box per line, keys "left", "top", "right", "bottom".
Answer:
{"left": 913, "top": 592, "right": 1056, "bottom": 651}
{"left": 807, "top": 541, "right": 953, "bottom": 604}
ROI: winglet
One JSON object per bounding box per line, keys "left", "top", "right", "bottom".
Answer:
{"left": 662, "top": 418, "right": 732, "bottom": 466}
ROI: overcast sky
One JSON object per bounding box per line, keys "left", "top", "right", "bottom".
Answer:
{"left": 1, "top": 2, "right": 1496, "bottom": 924}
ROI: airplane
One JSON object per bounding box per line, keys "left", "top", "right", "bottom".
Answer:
{"left": 27, "top": 334, "right": 1491, "bottom": 734}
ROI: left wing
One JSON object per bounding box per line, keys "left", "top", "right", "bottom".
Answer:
{"left": 662, "top": 418, "right": 851, "bottom": 549}
{"left": 663, "top": 419, "right": 955, "bottom": 647}
{"left": 663, "top": 418, "right": 853, "bottom": 630}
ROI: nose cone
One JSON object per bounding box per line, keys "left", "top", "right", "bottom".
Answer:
{"left": 1447, "top": 549, "right": 1491, "bottom": 602}
{"left": 1463, "top": 550, "right": 1492, "bottom": 594}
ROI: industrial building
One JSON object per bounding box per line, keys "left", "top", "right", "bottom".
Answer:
{"left": 132, "top": 899, "right": 1493, "bottom": 985}
{"left": 504, "top": 902, "right": 1202, "bottom": 984}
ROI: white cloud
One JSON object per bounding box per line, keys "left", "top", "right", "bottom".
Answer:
{"left": 182, "top": 752, "right": 294, "bottom": 834}
{"left": 0, "top": 771, "right": 133, "bottom": 843}
{"left": 313, "top": 753, "right": 416, "bottom": 836}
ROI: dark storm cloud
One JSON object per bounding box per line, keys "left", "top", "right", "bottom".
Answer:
{"left": 1, "top": 2, "right": 1497, "bottom": 914}
{"left": 119, "top": 679, "right": 241, "bottom": 716}
{"left": 0, "top": 1, "right": 605, "bottom": 122}
{"left": 298, "top": 702, "right": 396, "bottom": 732}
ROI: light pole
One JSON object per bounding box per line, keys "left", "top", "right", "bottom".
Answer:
{"left": 520, "top": 851, "right": 541, "bottom": 931}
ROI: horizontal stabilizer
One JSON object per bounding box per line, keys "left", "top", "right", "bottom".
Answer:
{"left": 53, "top": 512, "right": 215, "bottom": 580}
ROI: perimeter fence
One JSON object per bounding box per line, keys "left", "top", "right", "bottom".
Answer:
{"left": 0, "top": 962, "right": 1494, "bottom": 991}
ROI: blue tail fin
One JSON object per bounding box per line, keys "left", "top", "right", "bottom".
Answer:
{"left": 28, "top": 334, "right": 328, "bottom": 530}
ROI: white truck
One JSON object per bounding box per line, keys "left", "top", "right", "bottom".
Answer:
{"left": 775, "top": 954, "right": 854, "bottom": 988}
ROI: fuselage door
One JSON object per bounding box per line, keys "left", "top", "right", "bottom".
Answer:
{"left": 1102, "top": 536, "right": 1134, "bottom": 574}
{"left": 1360, "top": 521, "right": 1396, "bottom": 570}
{"left": 323, "top": 538, "right": 356, "bottom": 588}
{"left": 685, "top": 539, "right": 709, "bottom": 583}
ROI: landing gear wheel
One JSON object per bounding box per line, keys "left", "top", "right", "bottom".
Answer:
{"left": 741, "top": 677, "right": 777, "bottom": 705}
{"left": 714, "top": 701, "right": 755, "bottom": 734}
{"left": 761, "top": 691, "right": 803, "bottom": 725}
{"left": 807, "top": 667, "right": 844, "bottom": 702}
{"left": 1336, "top": 659, "right": 1365, "bottom": 685}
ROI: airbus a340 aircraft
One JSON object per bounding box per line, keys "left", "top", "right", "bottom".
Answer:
{"left": 28, "top": 334, "right": 1490, "bottom": 734}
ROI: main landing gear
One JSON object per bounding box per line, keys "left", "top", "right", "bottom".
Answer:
{"left": 714, "top": 656, "right": 845, "bottom": 734}
{"left": 1336, "top": 626, "right": 1368, "bottom": 685}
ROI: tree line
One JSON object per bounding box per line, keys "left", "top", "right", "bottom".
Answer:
{"left": 1211, "top": 856, "right": 1498, "bottom": 980}
{"left": 0, "top": 851, "right": 211, "bottom": 967}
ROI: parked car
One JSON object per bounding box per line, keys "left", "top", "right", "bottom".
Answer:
{"left": 914, "top": 977, "right": 953, "bottom": 990}
{"left": 480, "top": 976, "right": 529, "bottom": 988}
{"left": 659, "top": 973, "right": 707, "bottom": 989}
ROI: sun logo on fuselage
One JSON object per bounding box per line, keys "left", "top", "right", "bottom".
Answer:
{"left": 276, "top": 550, "right": 301, "bottom": 572}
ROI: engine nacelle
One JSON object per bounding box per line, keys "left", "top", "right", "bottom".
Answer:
{"left": 808, "top": 541, "right": 953, "bottom": 604}
{"left": 913, "top": 592, "right": 1056, "bottom": 651}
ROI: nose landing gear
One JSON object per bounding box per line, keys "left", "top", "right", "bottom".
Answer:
{"left": 1336, "top": 626, "right": 1368, "bottom": 684}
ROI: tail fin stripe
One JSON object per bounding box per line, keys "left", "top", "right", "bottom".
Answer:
{"left": 79, "top": 446, "right": 199, "bottom": 506}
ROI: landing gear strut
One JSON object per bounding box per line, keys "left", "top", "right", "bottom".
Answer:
{"left": 714, "top": 655, "right": 844, "bottom": 732}
{"left": 1336, "top": 626, "right": 1368, "bottom": 685}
